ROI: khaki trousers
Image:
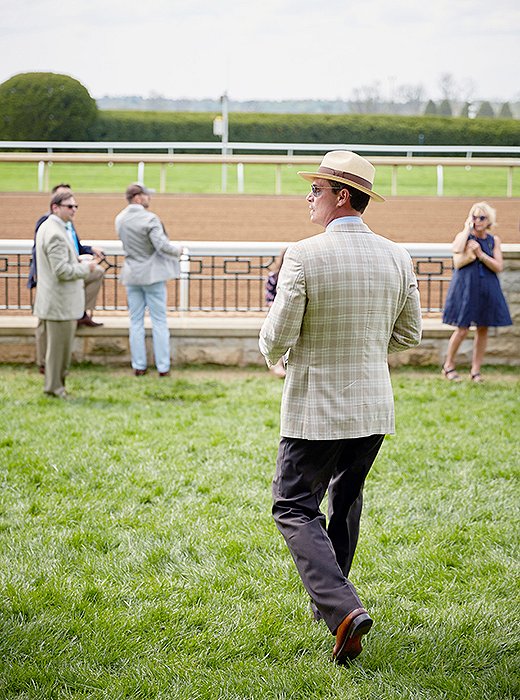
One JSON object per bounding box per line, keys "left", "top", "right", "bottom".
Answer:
{"left": 35, "top": 265, "right": 104, "bottom": 366}
{"left": 84, "top": 265, "right": 104, "bottom": 313}
{"left": 43, "top": 320, "right": 76, "bottom": 397}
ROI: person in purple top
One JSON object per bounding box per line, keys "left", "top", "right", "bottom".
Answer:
{"left": 265, "top": 249, "right": 286, "bottom": 378}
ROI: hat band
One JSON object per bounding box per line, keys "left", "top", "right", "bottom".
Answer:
{"left": 318, "top": 167, "right": 372, "bottom": 190}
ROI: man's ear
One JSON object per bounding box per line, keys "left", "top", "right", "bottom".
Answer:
{"left": 337, "top": 187, "right": 350, "bottom": 206}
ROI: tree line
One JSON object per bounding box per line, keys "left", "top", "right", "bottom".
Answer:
{"left": 0, "top": 73, "right": 517, "bottom": 144}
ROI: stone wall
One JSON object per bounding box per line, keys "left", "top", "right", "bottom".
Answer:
{"left": 1, "top": 251, "right": 518, "bottom": 368}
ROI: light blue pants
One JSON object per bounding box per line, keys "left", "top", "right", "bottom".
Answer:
{"left": 126, "top": 282, "right": 171, "bottom": 373}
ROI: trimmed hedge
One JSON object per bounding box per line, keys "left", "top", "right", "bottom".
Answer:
{"left": 94, "top": 111, "right": 219, "bottom": 143}
{"left": 0, "top": 72, "right": 98, "bottom": 140}
{"left": 93, "top": 111, "right": 520, "bottom": 148}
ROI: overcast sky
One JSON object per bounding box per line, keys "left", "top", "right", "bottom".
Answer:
{"left": 2, "top": 0, "right": 519, "bottom": 103}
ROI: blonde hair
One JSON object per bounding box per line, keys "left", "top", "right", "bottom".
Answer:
{"left": 468, "top": 201, "right": 497, "bottom": 231}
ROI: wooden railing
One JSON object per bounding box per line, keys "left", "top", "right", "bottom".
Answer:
{"left": 0, "top": 151, "right": 518, "bottom": 196}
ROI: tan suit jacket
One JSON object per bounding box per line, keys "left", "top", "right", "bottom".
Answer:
{"left": 259, "top": 219, "right": 422, "bottom": 440}
{"left": 33, "top": 215, "right": 90, "bottom": 320}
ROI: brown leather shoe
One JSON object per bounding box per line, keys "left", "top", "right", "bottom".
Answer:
{"left": 332, "top": 608, "right": 373, "bottom": 664}
{"left": 77, "top": 314, "right": 103, "bottom": 327}
{"left": 158, "top": 371, "right": 170, "bottom": 377}
{"left": 134, "top": 369, "right": 147, "bottom": 376}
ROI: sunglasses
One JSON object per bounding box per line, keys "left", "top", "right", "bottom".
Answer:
{"left": 310, "top": 184, "right": 336, "bottom": 197}
{"left": 472, "top": 215, "right": 487, "bottom": 221}
{"left": 60, "top": 204, "right": 79, "bottom": 209}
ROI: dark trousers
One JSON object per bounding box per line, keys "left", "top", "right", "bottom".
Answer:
{"left": 272, "top": 433, "right": 385, "bottom": 634}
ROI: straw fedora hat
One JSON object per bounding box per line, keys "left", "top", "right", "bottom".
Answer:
{"left": 298, "top": 151, "right": 384, "bottom": 202}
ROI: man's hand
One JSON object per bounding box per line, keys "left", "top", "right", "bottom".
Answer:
{"left": 92, "top": 248, "right": 105, "bottom": 261}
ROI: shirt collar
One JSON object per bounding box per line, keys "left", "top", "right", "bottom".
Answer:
{"left": 49, "top": 213, "right": 67, "bottom": 228}
{"left": 326, "top": 216, "right": 363, "bottom": 231}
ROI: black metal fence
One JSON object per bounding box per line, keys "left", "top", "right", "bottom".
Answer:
{"left": 0, "top": 248, "right": 453, "bottom": 314}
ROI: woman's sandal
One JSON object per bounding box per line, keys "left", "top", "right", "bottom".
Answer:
{"left": 442, "top": 364, "right": 461, "bottom": 381}
{"left": 471, "top": 373, "right": 483, "bottom": 383}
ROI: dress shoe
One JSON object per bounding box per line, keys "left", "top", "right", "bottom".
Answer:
{"left": 44, "top": 388, "right": 69, "bottom": 399}
{"left": 158, "top": 371, "right": 170, "bottom": 377}
{"left": 332, "top": 608, "right": 373, "bottom": 664}
{"left": 38, "top": 364, "right": 45, "bottom": 375}
{"left": 77, "top": 313, "right": 103, "bottom": 327}
{"left": 134, "top": 369, "right": 147, "bottom": 376}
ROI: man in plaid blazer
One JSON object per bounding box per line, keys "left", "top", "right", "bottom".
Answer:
{"left": 259, "top": 151, "right": 422, "bottom": 664}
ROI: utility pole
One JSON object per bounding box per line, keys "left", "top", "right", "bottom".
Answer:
{"left": 213, "top": 93, "right": 229, "bottom": 192}
{"left": 221, "top": 92, "right": 229, "bottom": 193}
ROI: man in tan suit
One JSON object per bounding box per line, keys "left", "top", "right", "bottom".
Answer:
{"left": 259, "top": 151, "right": 422, "bottom": 664}
{"left": 30, "top": 183, "right": 105, "bottom": 374}
{"left": 34, "top": 190, "right": 97, "bottom": 398}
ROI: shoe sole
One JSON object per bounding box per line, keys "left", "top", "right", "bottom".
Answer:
{"left": 333, "top": 614, "right": 373, "bottom": 664}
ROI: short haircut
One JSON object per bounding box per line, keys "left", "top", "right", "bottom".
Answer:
{"left": 51, "top": 183, "right": 72, "bottom": 194}
{"left": 50, "top": 190, "right": 74, "bottom": 209}
{"left": 125, "top": 182, "right": 150, "bottom": 202}
{"left": 330, "top": 182, "right": 371, "bottom": 214}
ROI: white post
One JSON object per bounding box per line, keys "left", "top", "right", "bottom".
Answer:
{"left": 137, "top": 161, "right": 145, "bottom": 184}
{"left": 38, "top": 161, "right": 45, "bottom": 192}
{"left": 275, "top": 165, "right": 282, "bottom": 195}
{"left": 436, "top": 164, "right": 444, "bottom": 196}
{"left": 221, "top": 92, "right": 229, "bottom": 193}
{"left": 179, "top": 247, "right": 190, "bottom": 313}
{"left": 160, "top": 164, "right": 166, "bottom": 193}
{"left": 237, "top": 162, "right": 244, "bottom": 193}
{"left": 391, "top": 165, "right": 398, "bottom": 196}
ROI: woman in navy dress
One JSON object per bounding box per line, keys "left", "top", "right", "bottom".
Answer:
{"left": 442, "top": 201, "right": 512, "bottom": 382}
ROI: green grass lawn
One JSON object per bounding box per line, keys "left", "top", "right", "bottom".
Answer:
{"left": 0, "top": 365, "right": 518, "bottom": 699}
{"left": 0, "top": 161, "right": 518, "bottom": 197}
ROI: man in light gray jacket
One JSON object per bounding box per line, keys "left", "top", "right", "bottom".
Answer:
{"left": 115, "top": 183, "right": 181, "bottom": 376}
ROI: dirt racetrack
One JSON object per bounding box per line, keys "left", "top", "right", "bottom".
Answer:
{"left": 1, "top": 192, "right": 518, "bottom": 244}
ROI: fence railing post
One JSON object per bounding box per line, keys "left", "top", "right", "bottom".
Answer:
{"left": 275, "top": 165, "right": 282, "bottom": 195}
{"left": 436, "top": 165, "right": 444, "bottom": 196}
{"left": 391, "top": 165, "right": 397, "bottom": 196}
{"left": 38, "top": 161, "right": 45, "bottom": 192}
{"left": 160, "top": 164, "right": 166, "bottom": 193}
{"left": 237, "top": 163, "right": 244, "bottom": 193}
{"left": 179, "top": 248, "right": 190, "bottom": 313}
{"left": 137, "top": 161, "right": 145, "bottom": 184}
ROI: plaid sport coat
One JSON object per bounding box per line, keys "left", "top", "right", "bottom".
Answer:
{"left": 259, "top": 219, "right": 422, "bottom": 440}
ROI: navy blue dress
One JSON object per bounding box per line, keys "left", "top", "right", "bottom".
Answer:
{"left": 443, "top": 234, "right": 512, "bottom": 328}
